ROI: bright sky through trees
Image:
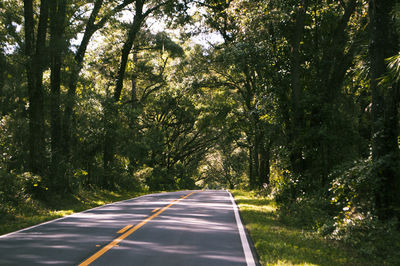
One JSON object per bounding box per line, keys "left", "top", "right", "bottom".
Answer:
{"left": 0, "top": 0, "right": 399, "bottom": 263}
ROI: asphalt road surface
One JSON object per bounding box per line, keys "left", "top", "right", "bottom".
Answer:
{"left": 0, "top": 190, "right": 257, "bottom": 265}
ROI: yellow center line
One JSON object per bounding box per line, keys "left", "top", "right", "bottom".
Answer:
{"left": 152, "top": 207, "right": 160, "bottom": 213}
{"left": 117, "top": 224, "right": 133, "bottom": 234}
{"left": 79, "top": 191, "right": 196, "bottom": 266}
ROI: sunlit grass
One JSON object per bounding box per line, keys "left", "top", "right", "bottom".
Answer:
{"left": 49, "top": 210, "right": 75, "bottom": 216}
{"left": 0, "top": 189, "right": 147, "bottom": 236}
{"left": 232, "top": 190, "right": 376, "bottom": 266}
{"left": 0, "top": 213, "right": 64, "bottom": 236}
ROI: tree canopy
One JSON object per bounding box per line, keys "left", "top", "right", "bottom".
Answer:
{"left": 0, "top": 0, "right": 399, "bottom": 260}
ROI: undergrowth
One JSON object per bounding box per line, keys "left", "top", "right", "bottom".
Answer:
{"left": 232, "top": 190, "right": 379, "bottom": 266}
{"left": 0, "top": 187, "right": 147, "bottom": 236}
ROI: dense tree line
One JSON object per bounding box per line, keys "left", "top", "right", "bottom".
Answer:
{"left": 0, "top": 0, "right": 399, "bottom": 259}
{"left": 196, "top": 0, "right": 399, "bottom": 259}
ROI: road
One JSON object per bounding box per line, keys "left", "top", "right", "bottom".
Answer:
{"left": 0, "top": 190, "right": 257, "bottom": 265}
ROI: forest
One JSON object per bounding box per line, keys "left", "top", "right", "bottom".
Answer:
{"left": 0, "top": 0, "right": 399, "bottom": 263}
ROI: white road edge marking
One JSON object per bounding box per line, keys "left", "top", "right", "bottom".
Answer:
{"left": 0, "top": 191, "right": 173, "bottom": 239}
{"left": 228, "top": 191, "right": 256, "bottom": 266}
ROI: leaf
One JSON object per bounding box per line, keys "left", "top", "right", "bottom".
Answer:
{"left": 381, "top": 52, "right": 400, "bottom": 84}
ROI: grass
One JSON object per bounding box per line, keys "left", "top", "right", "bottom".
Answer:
{"left": 1, "top": 188, "right": 387, "bottom": 265}
{"left": 0, "top": 189, "right": 148, "bottom": 236}
{"left": 231, "top": 190, "right": 378, "bottom": 266}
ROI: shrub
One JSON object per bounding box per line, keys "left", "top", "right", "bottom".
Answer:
{"left": 328, "top": 214, "right": 400, "bottom": 263}
{"left": 329, "top": 159, "right": 376, "bottom": 222}
{"left": 273, "top": 170, "right": 333, "bottom": 229}
{"left": 325, "top": 158, "right": 400, "bottom": 263}
{"left": 0, "top": 170, "right": 42, "bottom": 218}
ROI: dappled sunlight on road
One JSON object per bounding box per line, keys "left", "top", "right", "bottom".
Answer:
{"left": 0, "top": 190, "right": 249, "bottom": 266}
{"left": 91, "top": 190, "right": 247, "bottom": 265}
{"left": 0, "top": 192, "right": 185, "bottom": 265}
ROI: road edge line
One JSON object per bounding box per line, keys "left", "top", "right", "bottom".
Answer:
{"left": 0, "top": 190, "right": 196, "bottom": 239}
{"left": 228, "top": 190, "right": 257, "bottom": 266}
{"left": 0, "top": 193, "right": 154, "bottom": 239}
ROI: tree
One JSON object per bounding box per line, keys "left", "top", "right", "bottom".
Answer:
{"left": 197, "top": 0, "right": 277, "bottom": 189}
{"left": 62, "top": 0, "right": 137, "bottom": 159}
{"left": 288, "top": 0, "right": 307, "bottom": 176}
{"left": 49, "top": 0, "right": 67, "bottom": 191}
{"left": 23, "top": 0, "right": 49, "bottom": 175}
{"left": 369, "top": 0, "right": 400, "bottom": 220}
{"left": 103, "top": 0, "right": 191, "bottom": 181}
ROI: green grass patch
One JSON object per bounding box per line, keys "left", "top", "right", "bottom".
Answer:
{"left": 0, "top": 189, "right": 148, "bottom": 236}
{"left": 232, "top": 190, "right": 378, "bottom": 266}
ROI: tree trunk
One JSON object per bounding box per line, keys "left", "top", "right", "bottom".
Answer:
{"left": 49, "top": 0, "right": 67, "bottom": 192}
{"left": 63, "top": 0, "right": 104, "bottom": 158}
{"left": 114, "top": 1, "right": 144, "bottom": 102}
{"left": 23, "top": 0, "right": 48, "bottom": 175}
{"left": 131, "top": 50, "right": 138, "bottom": 107}
{"left": 289, "top": 1, "right": 307, "bottom": 176}
{"left": 102, "top": 97, "right": 117, "bottom": 188}
{"left": 318, "top": 0, "right": 358, "bottom": 185}
{"left": 62, "top": 0, "right": 136, "bottom": 160}
{"left": 369, "top": 0, "right": 400, "bottom": 220}
{"left": 0, "top": 52, "right": 5, "bottom": 115}
{"left": 259, "top": 139, "right": 270, "bottom": 187}
{"left": 248, "top": 138, "right": 256, "bottom": 189}
{"left": 253, "top": 129, "right": 261, "bottom": 187}
{"left": 103, "top": 1, "right": 144, "bottom": 178}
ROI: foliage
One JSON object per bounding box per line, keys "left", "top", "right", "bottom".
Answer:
{"left": 329, "top": 159, "right": 376, "bottom": 222}
{"left": 272, "top": 157, "right": 400, "bottom": 263}
{"left": 0, "top": 188, "right": 149, "bottom": 236}
{"left": 232, "top": 190, "right": 375, "bottom": 265}
{"left": 0, "top": 0, "right": 399, "bottom": 258}
{"left": 321, "top": 158, "right": 400, "bottom": 263}
{"left": 0, "top": 170, "right": 43, "bottom": 219}
{"left": 326, "top": 213, "right": 400, "bottom": 264}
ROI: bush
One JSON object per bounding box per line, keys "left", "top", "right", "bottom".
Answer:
{"left": 273, "top": 158, "right": 400, "bottom": 263}
{"left": 278, "top": 195, "right": 332, "bottom": 229}
{"left": 329, "top": 159, "right": 376, "bottom": 221}
{"left": 273, "top": 169, "right": 332, "bottom": 229}
{"left": 328, "top": 215, "right": 400, "bottom": 263}
{"left": 0, "top": 170, "right": 42, "bottom": 218}
{"left": 324, "top": 158, "right": 400, "bottom": 263}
